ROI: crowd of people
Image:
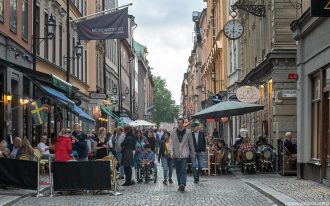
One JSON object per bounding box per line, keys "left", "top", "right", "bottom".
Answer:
{"left": 0, "top": 118, "right": 297, "bottom": 193}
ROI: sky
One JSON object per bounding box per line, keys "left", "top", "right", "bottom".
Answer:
{"left": 120, "top": 0, "right": 206, "bottom": 104}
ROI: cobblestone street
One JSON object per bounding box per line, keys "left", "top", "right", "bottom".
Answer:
{"left": 10, "top": 174, "right": 276, "bottom": 206}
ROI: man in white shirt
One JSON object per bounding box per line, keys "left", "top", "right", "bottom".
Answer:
{"left": 38, "top": 136, "right": 50, "bottom": 158}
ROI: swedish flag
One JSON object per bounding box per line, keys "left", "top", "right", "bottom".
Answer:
{"left": 30, "top": 99, "right": 47, "bottom": 126}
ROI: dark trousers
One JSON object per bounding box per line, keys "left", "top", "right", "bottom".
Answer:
{"left": 175, "top": 158, "right": 188, "bottom": 186}
{"left": 124, "top": 166, "right": 132, "bottom": 182}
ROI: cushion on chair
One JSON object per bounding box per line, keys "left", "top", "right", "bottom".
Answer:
{"left": 263, "top": 150, "right": 271, "bottom": 159}
{"left": 245, "top": 151, "right": 254, "bottom": 160}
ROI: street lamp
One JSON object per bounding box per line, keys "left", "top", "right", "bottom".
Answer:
{"left": 46, "top": 14, "right": 56, "bottom": 39}
{"left": 75, "top": 41, "right": 83, "bottom": 58}
{"left": 6, "top": 94, "right": 12, "bottom": 102}
{"left": 112, "top": 84, "right": 117, "bottom": 94}
{"left": 125, "top": 88, "right": 129, "bottom": 95}
{"left": 122, "top": 93, "right": 126, "bottom": 101}
{"left": 211, "top": 71, "right": 216, "bottom": 81}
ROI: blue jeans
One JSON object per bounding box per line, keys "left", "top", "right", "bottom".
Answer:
{"left": 116, "top": 152, "right": 125, "bottom": 177}
{"left": 161, "top": 156, "right": 173, "bottom": 180}
{"left": 175, "top": 158, "right": 188, "bottom": 186}
{"left": 192, "top": 153, "right": 203, "bottom": 181}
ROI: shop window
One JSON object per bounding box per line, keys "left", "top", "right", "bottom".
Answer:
{"left": 311, "top": 75, "right": 321, "bottom": 160}
{"left": 10, "top": 0, "right": 17, "bottom": 33}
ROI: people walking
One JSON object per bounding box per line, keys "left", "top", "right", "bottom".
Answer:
{"left": 72, "top": 124, "right": 88, "bottom": 161}
{"left": 147, "top": 130, "right": 156, "bottom": 153}
{"left": 134, "top": 130, "right": 145, "bottom": 183}
{"left": 158, "top": 131, "right": 173, "bottom": 185}
{"left": 94, "top": 127, "right": 109, "bottom": 159}
{"left": 121, "top": 125, "right": 136, "bottom": 186}
{"left": 191, "top": 122, "right": 206, "bottom": 183}
{"left": 115, "top": 126, "right": 125, "bottom": 179}
{"left": 169, "top": 118, "right": 195, "bottom": 192}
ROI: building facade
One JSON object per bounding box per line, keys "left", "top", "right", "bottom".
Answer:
{"left": 292, "top": 1, "right": 330, "bottom": 184}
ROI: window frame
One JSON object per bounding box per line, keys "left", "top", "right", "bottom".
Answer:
{"left": 21, "top": 0, "right": 28, "bottom": 41}
{"left": 311, "top": 74, "right": 321, "bottom": 160}
{"left": 10, "top": 0, "right": 17, "bottom": 33}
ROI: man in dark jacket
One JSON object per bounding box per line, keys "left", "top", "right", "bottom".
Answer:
{"left": 191, "top": 122, "right": 206, "bottom": 183}
{"left": 72, "top": 123, "right": 88, "bottom": 161}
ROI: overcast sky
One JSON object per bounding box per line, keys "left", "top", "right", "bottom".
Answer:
{"left": 121, "top": 0, "right": 206, "bottom": 104}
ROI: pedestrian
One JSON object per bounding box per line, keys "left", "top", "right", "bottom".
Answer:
{"left": 169, "top": 118, "right": 195, "bottom": 192}
{"left": 158, "top": 131, "right": 173, "bottom": 185}
{"left": 284, "top": 132, "right": 297, "bottom": 154}
{"left": 191, "top": 122, "right": 206, "bottom": 183}
{"left": 94, "top": 127, "right": 109, "bottom": 159}
{"left": 121, "top": 125, "right": 136, "bottom": 186}
{"left": 16, "top": 139, "right": 36, "bottom": 161}
{"left": 71, "top": 123, "right": 88, "bottom": 161}
{"left": 54, "top": 129, "right": 74, "bottom": 162}
{"left": 147, "top": 130, "right": 156, "bottom": 153}
{"left": 108, "top": 130, "right": 117, "bottom": 157}
{"left": 134, "top": 130, "right": 145, "bottom": 183}
{"left": 115, "top": 126, "right": 125, "bottom": 179}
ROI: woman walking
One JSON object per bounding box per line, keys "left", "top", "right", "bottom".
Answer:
{"left": 94, "top": 127, "right": 109, "bottom": 159}
{"left": 134, "top": 130, "right": 145, "bottom": 183}
{"left": 147, "top": 130, "right": 156, "bottom": 153}
{"left": 121, "top": 125, "right": 136, "bottom": 186}
{"left": 158, "top": 131, "right": 173, "bottom": 185}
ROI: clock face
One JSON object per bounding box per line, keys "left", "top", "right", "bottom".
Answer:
{"left": 223, "top": 20, "right": 244, "bottom": 40}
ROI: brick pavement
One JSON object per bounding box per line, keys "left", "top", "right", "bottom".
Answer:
{"left": 234, "top": 172, "right": 330, "bottom": 206}
{"left": 10, "top": 175, "right": 276, "bottom": 206}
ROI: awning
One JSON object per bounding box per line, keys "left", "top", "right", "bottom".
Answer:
{"left": 39, "top": 85, "right": 75, "bottom": 109}
{"left": 129, "top": 120, "right": 155, "bottom": 127}
{"left": 100, "top": 106, "right": 123, "bottom": 126}
{"left": 39, "top": 85, "right": 95, "bottom": 125}
{"left": 121, "top": 117, "right": 133, "bottom": 124}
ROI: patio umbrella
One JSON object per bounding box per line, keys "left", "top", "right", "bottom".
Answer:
{"left": 191, "top": 101, "right": 264, "bottom": 119}
{"left": 129, "top": 120, "right": 155, "bottom": 127}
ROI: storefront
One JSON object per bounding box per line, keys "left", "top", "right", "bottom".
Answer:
{"left": 292, "top": 11, "right": 330, "bottom": 184}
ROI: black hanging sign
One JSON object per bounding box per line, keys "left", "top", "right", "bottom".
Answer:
{"left": 311, "top": 0, "right": 330, "bottom": 17}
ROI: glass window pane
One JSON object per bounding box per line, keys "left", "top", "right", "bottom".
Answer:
{"left": 10, "top": 0, "right": 17, "bottom": 32}
{"left": 313, "top": 76, "right": 320, "bottom": 100}
{"left": 22, "top": 0, "right": 28, "bottom": 40}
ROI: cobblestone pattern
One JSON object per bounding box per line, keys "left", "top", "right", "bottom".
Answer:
{"left": 12, "top": 175, "right": 275, "bottom": 206}
{"left": 236, "top": 173, "right": 330, "bottom": 205}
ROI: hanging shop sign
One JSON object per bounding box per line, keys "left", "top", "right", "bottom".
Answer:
{"left": 236, "top": 86, "right": 260, "bottom": 103}
{"left": 90, "top": 92, "right": 107, "bottom": 99}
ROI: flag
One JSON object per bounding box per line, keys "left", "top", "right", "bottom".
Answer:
{"left": 76, "top": 8, "right": 128, "bottom": 40}
{"left": 30, "top": 99, "right": 47, "bottom": 126}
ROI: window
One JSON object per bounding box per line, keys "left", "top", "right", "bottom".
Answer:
{"left": 59, "top": 25, "right": 63, "bottom": 66}
{"left": 83, "top": 0, "right": 87, "bottom": 16}
{"left": 76, "top": 48, "right": 79, "bottom": 78}
{"left": 22, "top": 0, "right": 28, "bottom": 40}
{"left": 84, "top": 50, "right": 87, "bottom": 83}
{"left": 52, "top": 26, "right": 56, "bottom": 63}
{"left": 10, "top": 0, "right": 17, "bottom": 32}
{"left": 312, "top": 75, "right": 321, "bottom": 159}
{"left": 0, "top": 0, "right": 4, "bottom": 22}
{"left": 44, "top": 12, "right": 49, "bottom": 59}
{"left": 72, "top": 37, "right": 75, "bottom": 75}
{"left": 36, "top": 5, "right": 40, "bottom": 54}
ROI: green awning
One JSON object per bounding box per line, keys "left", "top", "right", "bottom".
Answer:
{"left": 101, "top": 106, "right": 124, "bottom": 126}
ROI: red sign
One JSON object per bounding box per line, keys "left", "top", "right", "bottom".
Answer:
{"left": 288, "top": 73, "right": 298, "bottom": 80}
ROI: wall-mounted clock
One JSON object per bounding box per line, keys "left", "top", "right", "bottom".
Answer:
{"left": 223, "top": 19, "right": 244, "bottom": 40}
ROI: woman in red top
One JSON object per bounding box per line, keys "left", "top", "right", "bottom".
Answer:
{"left": 54, "top": 128, "right": 74, "bottom": 162}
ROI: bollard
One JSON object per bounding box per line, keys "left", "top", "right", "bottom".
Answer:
{"left": 49, "top": 155, "right": 54, "bottom": 197}
{"left": 35, "top": 158, "right": 44, "bottom": 197}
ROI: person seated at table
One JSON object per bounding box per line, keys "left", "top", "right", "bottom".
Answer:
{"left": 0, "top": 140, "right": 10, "bottom": 158}
{"left": 9, "top": 137, "right": 21, "bottom": 159}
{"left": 239, "top": 137, "right": 256, "bottom": 157}
{"left": 38, "top": 136, "right": 51, "bottom": 159}
{"left": 16, "top": 139, "right": 36, "bottom": 161}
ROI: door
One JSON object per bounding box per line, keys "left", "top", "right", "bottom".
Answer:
{"left": 322, "top": 92, "right": 330, "bottom": 181}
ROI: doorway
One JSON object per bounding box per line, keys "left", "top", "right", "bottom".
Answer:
{"left": 322, "top": 92, "right": 330, "bottom": 182}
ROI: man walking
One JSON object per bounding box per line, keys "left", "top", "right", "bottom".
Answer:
{"left": 169, "top": 118, "right": 195, "bottom": 192}
{"left": 191, "top": 122, "right": 206, "bottom": 183}
{"left": 115, "top": 126, "right": 126, "bottom": 179}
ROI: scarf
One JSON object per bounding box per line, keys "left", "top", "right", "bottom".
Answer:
{"left": 176, "top": 128, "right": 186, "bottom": 143}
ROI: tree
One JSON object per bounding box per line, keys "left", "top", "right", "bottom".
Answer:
{"left": 153, "top": 76, "right": 179, "bottom": 125}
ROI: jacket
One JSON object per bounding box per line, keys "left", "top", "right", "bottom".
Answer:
{"left": 169, "top": 128, "right": 195, "bottom": 159}
{"left": 121, "top": 134, "right": 136, "bottom": 167}
{"left": 158, "top": 141, "right": 170, "bottom": 161}
{"left": 192, "top": 131, "right": 207, "bottom": 153}
{"left": 54, "top": 135, "right": 73, "bottom": 162}
{"left": 72, "top": 131, "right": 88, "bottom": 158}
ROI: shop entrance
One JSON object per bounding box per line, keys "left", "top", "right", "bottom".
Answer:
{"left": 323, "top": 92, "right": 330, "bottom": 182}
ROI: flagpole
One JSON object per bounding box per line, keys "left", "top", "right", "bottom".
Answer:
{"left": 70, "top": 3, "right": 133, "bottom": 23}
